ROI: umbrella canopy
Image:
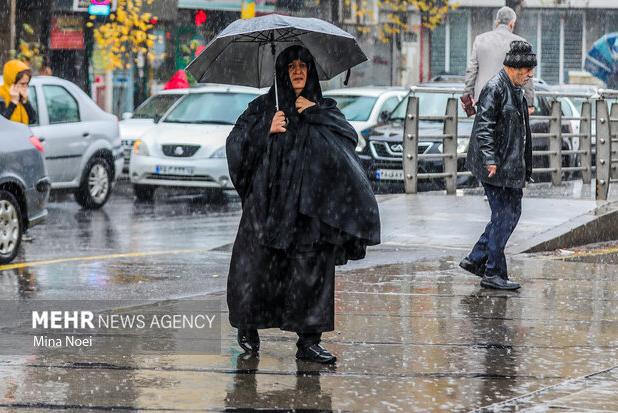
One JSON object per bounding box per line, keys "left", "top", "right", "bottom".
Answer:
{"left": 585, "top": 33, "right": 618, "bottom": 84}
{"left": 185, "top": 14, "right": 367, "bottom": 88}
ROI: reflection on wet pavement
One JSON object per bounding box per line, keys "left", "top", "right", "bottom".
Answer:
{"left": 0, "top": 189, "right": 615, "bottom": 411}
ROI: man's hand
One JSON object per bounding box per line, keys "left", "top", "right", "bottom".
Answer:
{"left": 295, "top": 96, "right": 315, "bottom": 113}
{"left": 486, "top": 165, "right": 497, "bottom": 178}
{"left": 528, "top": 106, "right": 534, "bottom": 115}
{"left": 270, "top": 111, "right": 287, "bottom": 135}
{"left": 9, "top": 85, "right": 20, "bottom": 105}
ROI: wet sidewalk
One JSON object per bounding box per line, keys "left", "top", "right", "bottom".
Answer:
{"left": 0, "top": 185, "right": 616, "bottom": 411}
{"left": 1, "top": 249, "right": 615, "bottom": 411}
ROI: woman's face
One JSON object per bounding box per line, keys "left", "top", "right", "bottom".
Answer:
{"left": 15, "top": 74, "right": 30, "bottom": 88}
{"left": 288, "top": 59, "right": 308, "bottom": 96}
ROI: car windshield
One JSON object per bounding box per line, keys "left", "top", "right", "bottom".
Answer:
{"left": 133, "top": 94, "right": 181, "bottom": 119}
{"left": 327, "top": 95, "right": 378, "bottom": 121}
{"left": 389, "top": 92, "right": 467, "bottom": 120}
{"left": 163, "top": 92, "right": 257, "bottom": 125}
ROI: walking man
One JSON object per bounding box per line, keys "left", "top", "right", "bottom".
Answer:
{"left": 460, "top": 41, "right": 536, "bottom": 290}
{"left": 464, "top": 6, "right": 535, "bottom": 115}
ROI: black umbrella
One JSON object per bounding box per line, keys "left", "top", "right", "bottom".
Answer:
{"left": 185, "top": 14, "right": 367, "bottom": 110}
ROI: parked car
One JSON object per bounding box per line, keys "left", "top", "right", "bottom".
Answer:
{"left": 550, "top": 84, "right": 598, "bottom": 139}
{"left": 549, "top": 84, "right": 598, "bottom": 113}
{"left": 120, "top": 89, "right": 188, "bottom": 173}
{"left": 324, "top": 86, "right": 408, "bottom": 152}
{"left": 129, "top": 84, "right": 265, "bottom": 201}
{"left": 359, "top": 81, "right": 578, "bottom": 192}
{"left": 26, "top": 76, "right": 123, "bottom": 209}
{"left": 0, "top": 116, "right": 49, "bottom": 263}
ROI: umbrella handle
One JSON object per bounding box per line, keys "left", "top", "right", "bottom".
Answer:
{"left": 271, "top": 41, "right": 279, "bottom": 111}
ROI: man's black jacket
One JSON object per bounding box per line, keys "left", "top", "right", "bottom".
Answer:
{"left": 465, "top": 69, "right": 532, "bottom": 188}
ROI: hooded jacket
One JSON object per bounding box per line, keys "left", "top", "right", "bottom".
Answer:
{"left": 0, "top": 59, "right": 37, "bottom": 125}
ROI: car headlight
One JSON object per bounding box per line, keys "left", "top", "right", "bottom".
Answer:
{"left": 133, "top": 139, "right": 150, "bottom": 156}
{"left": 356, "top": 135, "right": 367, "bottom": 153}
{"left": 210, "top": 146, "right": 227, "bottom": 158}
{"left": 457, "top": 138, "right": 469, "bottom": 154}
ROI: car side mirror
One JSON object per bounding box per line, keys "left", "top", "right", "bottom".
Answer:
{"left": 122, "top": 112, "right": 133, "bottom": 120}
{"left": 379, "top": 110, "right": 389, "bottom": 123}
{"left": 153, "top": 113, "right": 162, "bottom": 124}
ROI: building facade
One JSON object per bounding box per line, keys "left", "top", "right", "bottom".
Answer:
{"left": 430, "top": 0, "right": 618, "bottom": 85}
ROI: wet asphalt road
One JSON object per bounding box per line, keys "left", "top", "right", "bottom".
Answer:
{"left": 0, "top": 183, "right": 616, "bottom": 411}
{"left": 0, "top": 186, "right": 242, "bottom": 301}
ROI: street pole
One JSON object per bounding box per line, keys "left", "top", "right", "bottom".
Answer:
{"left": 9, "top": 0, "right": 16, "bottom": 56}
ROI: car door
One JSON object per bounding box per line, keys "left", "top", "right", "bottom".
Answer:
{"left": 34, "top": 84, "right": 88, "bottom": 184}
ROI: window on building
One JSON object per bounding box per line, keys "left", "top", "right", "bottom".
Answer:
{"left": 564, "top": 13, "right": 583, "bottom": 83}
{"left": 430, "top": 11, "right": 470, "bottom": 77}
{"left": 341, "top": 0, "right": 375, "bottom": 25}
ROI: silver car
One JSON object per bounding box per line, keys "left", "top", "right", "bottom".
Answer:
{"left": 120, "top": 89, "right": 188, "bottom": 173}
{"left": 129, "top": 84, "right": 264, "bottom": 201}
{"left": 28, "top": 76, "right": 123, "bottom": 209}
{"left": 0, "top": 116, "right": 49, "bottom": 264}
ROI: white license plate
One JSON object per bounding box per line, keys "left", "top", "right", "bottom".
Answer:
{"left": 375, "top": 169, "right": 404, "bottom": 181}
{"left": 155, "top": 165, "right": 195, "bottom": 176}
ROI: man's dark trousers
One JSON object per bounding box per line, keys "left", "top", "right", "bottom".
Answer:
{"left": 468, "top": 183, "right": 523, "bottom": 278}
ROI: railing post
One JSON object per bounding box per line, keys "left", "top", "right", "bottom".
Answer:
{"left": 443, "top": 97, "right": 458, "bottom": 194}
{"left": 403, "top": 96, "right": 419, "bottom": 194}
{"left": 610, "top": 102, "right": 618, "bottom": 183}
{"left": 549, "top": 99, "right": 562, "bottom": 186}
{"left": 579, "top": 100, "right": 592, "bottom": 184}
{"left": 595, "top": 99, "right": 610, "bottom": 200}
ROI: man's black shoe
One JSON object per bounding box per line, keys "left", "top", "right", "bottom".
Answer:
{"left": 296, "top": 344, "right": 337, "bottom": 364}
{"left": 459, "top": 257, "right": 485, "bottom": 278}
{"left": 237, "top": 329, "right": 260, "bottom": 353}
{"left": 480, "top": 275, "right": 521, "bottom": 290}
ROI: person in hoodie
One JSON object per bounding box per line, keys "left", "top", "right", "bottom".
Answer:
{"left": 226, "top": 45, "right": 381, "bottom": 364}
{"left": 0, "top": 59, "right": 37, "bottom": 125}
{"left": 1, "top": 59, "right": 38, "bottom": 243}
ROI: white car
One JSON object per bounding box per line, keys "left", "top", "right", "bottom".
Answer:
{"left": 129, "top": 84, "right": 265, "bottom": 201}
{"left": 119, "top": 89, "right": 188, "bottom": 173}
{"left": 323, "top": 86, "right": 408, "bottom": 152}
{"left": 27, "top": 76, "right": 122, "bottom": 209}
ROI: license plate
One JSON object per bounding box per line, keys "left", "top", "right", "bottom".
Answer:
{"left": 155, "top": 165, "right": 195, "bottom": 176}
{"left": 375, "top": 169, "right": 404, "bottom": 181}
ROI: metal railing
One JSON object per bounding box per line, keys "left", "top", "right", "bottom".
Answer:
{"left": 401, "top": 86, "right": 618, "bottom": 200}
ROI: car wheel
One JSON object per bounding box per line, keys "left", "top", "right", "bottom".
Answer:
{"left": 75, "top": 157, "right": 112, "bottom": 209}
{"left": 0, "top": 190, "right": 23, "bottom": 264}
{"left": 133, "top": 184, "right": 156, "bottom": 202}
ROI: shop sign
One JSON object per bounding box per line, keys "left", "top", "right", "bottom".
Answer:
{"left": 50, "top": 15, "right": 85, "bottom": 50}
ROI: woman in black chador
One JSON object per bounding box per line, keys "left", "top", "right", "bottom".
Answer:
{"left": 226, "top": 45, "right": 380, "bottom": 364}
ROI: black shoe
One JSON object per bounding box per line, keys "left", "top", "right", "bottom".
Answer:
{"left": 237, "top": 329, "right": 260, "bottom": 353}
{"left": 480, "top": 275, "right": 521, "bottom": 290}
{"left": 459, "top": 257, "right": 485, "bottom": 278}
{"left": 296, "top": 344, "right": 337, "bottom": 364}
